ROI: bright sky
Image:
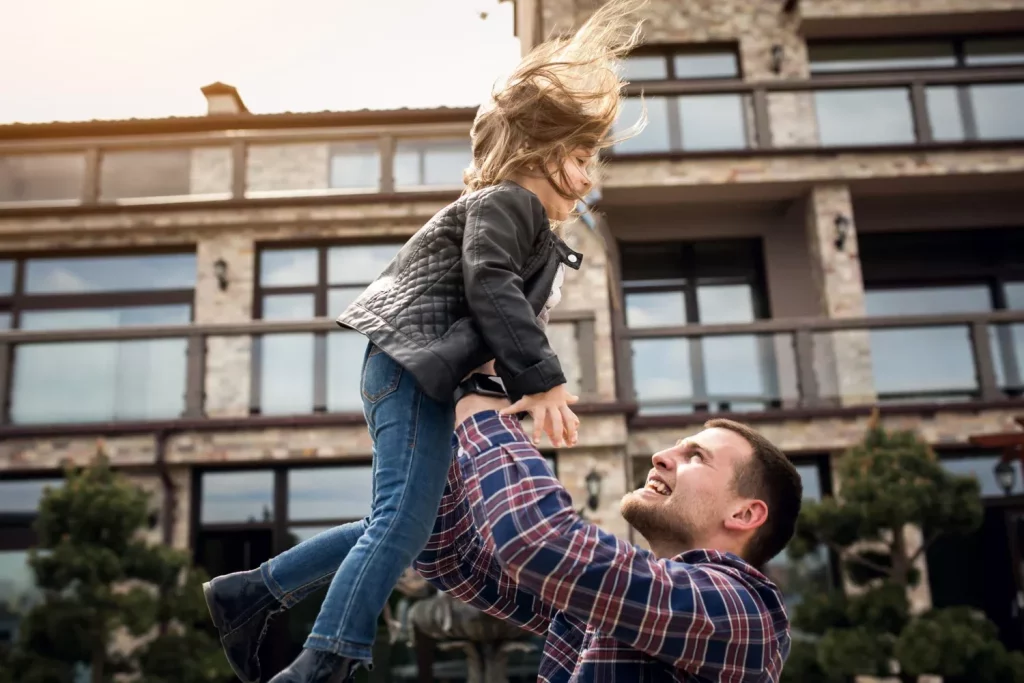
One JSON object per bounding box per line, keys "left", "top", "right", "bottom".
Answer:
{"left": 0, "top": 0, "right": 522, "bottom": 124}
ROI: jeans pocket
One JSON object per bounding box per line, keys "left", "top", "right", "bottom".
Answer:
{"left": 361, "top": 346, "right": 403, "bottom": 403}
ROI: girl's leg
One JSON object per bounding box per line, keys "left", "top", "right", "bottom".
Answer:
{"left": 303, "top": 346, "right": 454, "bottom": 662}
{"left": 260, "top": 519, "right": 368, "bottom": 607}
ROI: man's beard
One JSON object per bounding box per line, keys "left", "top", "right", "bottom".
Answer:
{"left": 620, "top": 492, "right": 694, "bottom": 549}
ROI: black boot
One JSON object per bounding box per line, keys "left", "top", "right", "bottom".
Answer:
{"left": 267, "top": 649, "right": 364, "bottom": 683}
{"left": 203, "top": 568, "right": 283, "bottom": 683}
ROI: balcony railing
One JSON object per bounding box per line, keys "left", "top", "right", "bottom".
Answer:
{"left": 622, "top": 310, "right": 1024, "bottom": 417}
{"left": 613, "top": 67, "right": 1024, "bottom": 155}
{"left": 0, "top": 121, "right": 473, "bottom": 210}
{"left": 0, "top": 309, "right": 600, "bottom": 431}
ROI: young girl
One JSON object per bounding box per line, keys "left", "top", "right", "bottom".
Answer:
{"left": 202, "top": 2, "right": 645, "bottom": 681}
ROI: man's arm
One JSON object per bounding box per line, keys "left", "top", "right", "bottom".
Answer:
{"left": 413, "top": 454, "right": 554, "bottom": 637}
{"left": 455, "top": 407, "right": 788, "bottom": 681}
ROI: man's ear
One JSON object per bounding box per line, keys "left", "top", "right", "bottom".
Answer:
{"left": 723, "top": 499, "right": 768, "bottom": 533}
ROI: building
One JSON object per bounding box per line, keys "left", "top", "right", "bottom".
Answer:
{"left": 1, "top": 0, "right": 1023, "bottom": 679}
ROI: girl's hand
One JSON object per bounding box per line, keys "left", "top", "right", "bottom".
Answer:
{"left": 500, "top": 384, "right": 580, "bottom": 447}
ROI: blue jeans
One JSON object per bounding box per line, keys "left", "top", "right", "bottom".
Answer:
{"left": 259, "top": 343, "right": 455, "bottom": 661}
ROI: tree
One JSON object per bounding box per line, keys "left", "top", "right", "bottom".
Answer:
{"left": 4, "top": 451, "right": 231, "bottom": 683}
{"left": 783, "top": 414, "right": 1024, "bottom": 683}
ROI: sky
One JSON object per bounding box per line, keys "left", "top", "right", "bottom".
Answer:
{"left": 0, "top": 0, "right": 522, "bottom": 124}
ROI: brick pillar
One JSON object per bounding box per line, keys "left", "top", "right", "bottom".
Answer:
{"left": 195, "top": 233, "right": 255, "bottom": 418}
{"left": 805, "top": 185, "right": 876, "bottom": 406}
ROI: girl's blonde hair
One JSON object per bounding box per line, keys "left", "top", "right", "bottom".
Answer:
{"left": 463, "top": 0, "right": 647, "bottom": 203}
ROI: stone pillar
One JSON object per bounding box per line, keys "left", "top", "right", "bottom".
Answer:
{"left": 556, "top": 446, "right": 631, "bottom": 541}
{"left": 804, "top": 185, "right": 876, "bottom": 406}
{"left": 195, "top": 233, "right": 255, "bottom": 418}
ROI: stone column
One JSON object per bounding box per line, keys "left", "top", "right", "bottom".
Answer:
{"left": 195, "top": 233, "right": 255, "bottom": 418}
{"left": 556, "top": 446, "right": 631, "bottom": 540}
{"left": 804, "top": 185, "right": 876, "bottom": 406}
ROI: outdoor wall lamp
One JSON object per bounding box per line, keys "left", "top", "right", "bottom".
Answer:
{"left": 213, "top": 258, "right": 229, "bottom": 291}
{"left": 585, "top": 469, "right": 603, "bottom": 511}
{"left": 770, "top": 45, "right": 784, "bottom": 74}
{"left": 834, "top": 214, "right": 851, "bottom": 251}
{"left": 995, "top": 459, "right": 1016, "bottom": 496}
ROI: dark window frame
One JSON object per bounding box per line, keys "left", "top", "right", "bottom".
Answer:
{"left": 808, "top": 33, "right": 1024, "bottom": 76}
{"left": 251, "top": 240, "right": 403, "bottom": 416}
{"left": 619, "top": 238, "right": 777, "bottom": 413}
{"left": 615, "top": 43, "right": 752, "bottom": 154}
{"left": 0, "top": 248, "right": 197, "bottom": 424}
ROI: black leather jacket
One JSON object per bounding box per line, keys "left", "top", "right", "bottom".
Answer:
{"left": 336, "top": 180, "right": 583, "bottom": 403}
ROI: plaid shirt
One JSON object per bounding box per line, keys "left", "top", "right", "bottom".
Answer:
{"left": 414, "top": 411, "right": 791, "bottom": 683}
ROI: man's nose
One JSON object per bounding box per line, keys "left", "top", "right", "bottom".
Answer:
{"left": 651, "top": 450, "right": 674, "bottom": 472}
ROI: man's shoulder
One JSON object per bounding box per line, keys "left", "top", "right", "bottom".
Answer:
{"left": 669, "top": 549, "right": 788, "bottom": 613}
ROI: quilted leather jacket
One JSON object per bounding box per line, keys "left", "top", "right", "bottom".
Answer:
{"left": 336, "top": 180, "right": 583, "bottom": 403}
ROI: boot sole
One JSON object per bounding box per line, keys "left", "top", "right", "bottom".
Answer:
{"left": 203, "top": 580, "right": 259, "bottom": 683}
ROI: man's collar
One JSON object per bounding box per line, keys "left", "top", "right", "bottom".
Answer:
{"left": 455, "top": 410, "right": 530, "bottom": 458}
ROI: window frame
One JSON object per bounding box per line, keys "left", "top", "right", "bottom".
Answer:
{"left": 808, "top": 34, "right": 1024, "bottom": 76}
{"left": 251, "top": 240, "right": 403, "bottom": 416}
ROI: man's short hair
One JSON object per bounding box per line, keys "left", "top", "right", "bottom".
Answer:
{"left": 704, "top": 418, "right": 803, "bottom": 568}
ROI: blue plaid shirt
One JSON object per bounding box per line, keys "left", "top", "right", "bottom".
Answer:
{"left": 414, "top": 411, "right": 791, "bottom": 682}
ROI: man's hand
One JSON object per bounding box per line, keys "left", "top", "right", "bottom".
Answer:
{"left": 500, "top": 384, "right": 580, "bottom": 448}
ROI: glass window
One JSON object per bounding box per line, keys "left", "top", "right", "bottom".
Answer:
{"left": 815, "top": 88, "right": 916, "bottom": 146}
{"left": 970, "top": 83, "right": 1024, "bottom": 141}
{"left": 0, "top": 550, "right": 43, "bottom": 646}
{"left": 11, "top": 338, "right": 188, "bottom": 423}
{"left": 809, "top": 42, "right": 957, "bottom": 73}
{"left": 0, "top": 479, "right": 63, "bottom": 513}
{"left": 614, "top": 96, "right": 671, "bottom": 153}
{"left": 259, "top": 249, "right": 318, "bottom": 288}
{"left": 678, "top": 94, "right": 747, "bottom": 150}
{"left": 201, "top": 471, "right": 275, "bottom": 524}
{"left": 625, "top": 291, "right": 687, "bottom": 328}
{"left": 329, "top": 142, "right": 380, "bottom": 190}
{"left": 673, "top": 51, "right": 739, "bottom": 79}
{"left": 632, "top": 337, "right": 693, "bottom": 414}
{"left": 942, "top": 455, "right": 1023, "bottom": 498}
{"left": 328, "top": 244, "right": 399, "bottom": 286}
{"left": 0, "top": 313, "right": 10, "bottom": 330}
{"left": 394, "top": 138, "right": 471, "bottom": 189}
{"left": 288, "top": 466, "right": 373, "bottom": 521}
{"left": 261, "top": 295, "right": 315, "bottom": 321}
{"left": 0, "top": 259, "right": 15, "bottom": 296}
{"left": 696, "top": 284, "right": 755, "bottom": 324}
{"left": 964, "top": 37, "right": 1024, "bottom": 67}
{"left": 99, "top": 149, "right": 192, "bottom": 200}
{"left": 259, "top": 334, "right": 314, "bottom": 415}
{"left": 24, "top": 254, "right": 196, "bottom": 294}
{"left": 326, "top": 332, "right": 367, "bottom": 412}
{"left": 0, "top": 153, "right": 85, "bottom": 204}
{"left": 866, "top": 286, "right": 993, "bottom": 399}
{"left": 926, "top": 86, "right": 966, "bottom": 141}
{"left": 18, "top": 305, "right": 191, "bottom": 330}
{"left": 622, "top": 55, "right": 668, "bottom": 81}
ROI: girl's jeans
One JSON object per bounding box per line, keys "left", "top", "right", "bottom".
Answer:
{"left": 258, "top": 343, "right": 454, "bottom": 662}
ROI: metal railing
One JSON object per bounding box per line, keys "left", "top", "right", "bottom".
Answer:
{"left": 621, "top": 309, "right": 1024, "bottom": 414}
{"left": 0, "top": 309, "right": 599, "bottom": 430}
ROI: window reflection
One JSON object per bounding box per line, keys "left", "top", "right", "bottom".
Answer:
{"left": 326, "top": 331, "right": 367, "bottom": 412}
{"left": 964, "top": 37, "right": 1024, "bottom": 66}
{"left": 815, "top": 88, "right": 916, "bottom": 146}
{"left": 11, "top": 338, "right": 188, "bottom": 423}
{"left": 19, "top": 305, "right": 191, "bottom": 330}
{"left": 673, "top": 52, "right": 738, "bottom": 79}
{"left": 678, "top": 94, "right": 747, "bottom": 150}
{"left": 625, "top": 291, "right": 686, "bottom": 328}
{"left": 100, "top": 149, "right": 193, "bottom": 200}
{"left": 0, "top": 260, "right": 13, "bottom": 295}
{"left": 262, "top": 295, "right": 315, "bottom": 321}
{"left": 942, "top": 455, "right": 1024, "bottom": 498}
{"left": 631, "top": 338, "right": 694, "bottom": 414}
{"left": 259, "top": 334, "right": 314, "bottom": 415}
{"left": 0, "top": 550, "right": 42, "bottom": 646}
{"left": 970, "top": 83, "right": 1024, "bottom": 141}
{"left": 200, "top": 471, "right": 274, "bottom": 524}
{"left": 394, "top": 139, "right": 471, "bottom": 189}
{"left": 614, "top": 97, "right": 670, "bottom": 153}
{"left": 622, "top": 55, "right": 668, "bottom": 81}
{"left": 926, "top": 86, "right": 965, "bottom": 141}
{"left": 288, "top": 467, "right": 373, "bottom": 521}
{"left": 0, "top": 479, "right": 63, "bottom": 513}
{"left": 0, "top": 154, "right": 86, "bottom": 204}
{"left": 259, "top": 249, "right": 318, "bottom": 287}
{"left": 809, "top": 42, "right": 956, "bottom": 73}
{"left": 327, "top": 244, "right": 400, "bottom": 285}
{"left": 329, "top": 142, "right": 380, "bottom": 190}
{"left": 24, "top": 254, "right": 196, "bottom": 294}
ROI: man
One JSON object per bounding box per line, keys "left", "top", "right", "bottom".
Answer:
{"left": 414, "top": 374, "right": 803, "bottom": 682}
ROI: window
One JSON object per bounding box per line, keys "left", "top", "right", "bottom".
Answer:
{"left": 254, "top": 243, "right": 401, "bottom": 415}
{"left": 613, "top": 46, "right": 750, "bottom": 154}
{"left": 0, "top": 252, "right": 196, "bottom": 423}
{"left": 809, "top": 36, "right": 1024, "bottom": 145}
{"left": 0, "top": 478, "right": 63, "bottom": 647}
{"left": 329, "top": 142, "right": 381, "bottom": 191}
{"left": 99, "top": 148, "right": 232, "bottom": 201}
{"left": 193, "top": 465, "right": 373, "bottom": 677}
{"left": 0, "top": 154, "right": 86, "bottom": 205}
{"left": 393, "top": 138, "right": 472, "bottom": 189}
{"left": 860, "top": 228, "right": 1024, "bottom": 401}
{"left": 620, "top": 239, "right": 779, "bottom": 414}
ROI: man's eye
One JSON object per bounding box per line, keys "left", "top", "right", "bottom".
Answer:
{"left": 689, "top": 453, "right": 703, "bottom": 463}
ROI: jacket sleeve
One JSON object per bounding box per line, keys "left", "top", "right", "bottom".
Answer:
{"left": 462, "top": 188, "right": 565, "bottom": 399}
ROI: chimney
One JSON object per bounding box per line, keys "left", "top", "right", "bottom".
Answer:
{"left": 200, "top": 82, "right": 249, "bottom": 115}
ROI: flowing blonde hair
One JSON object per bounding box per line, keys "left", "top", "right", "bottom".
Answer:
{"left": 463, "top": 0, "right": 647, "bottom": 204}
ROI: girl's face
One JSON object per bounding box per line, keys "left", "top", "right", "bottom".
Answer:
{"left": 518, "top": 147, "right": 595, "bottom": 223}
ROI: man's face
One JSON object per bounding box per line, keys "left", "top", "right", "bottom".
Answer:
{"left": 620, "top": 427, "right": 754, "bottom": 552}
